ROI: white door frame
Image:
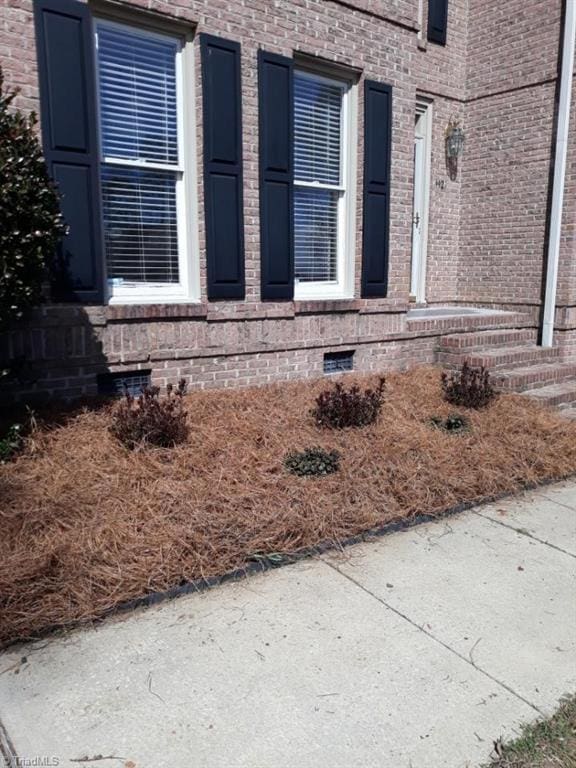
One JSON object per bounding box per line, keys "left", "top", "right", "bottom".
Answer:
{"left": 410, "top": 96, "right": 433, "bottom": 303}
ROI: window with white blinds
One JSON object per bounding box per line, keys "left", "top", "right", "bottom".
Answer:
{"left": 294, "top": 70, "right": 349, "bottom": 294}
{"left": 95, "top": 21, "right": 189, "bottom": 300}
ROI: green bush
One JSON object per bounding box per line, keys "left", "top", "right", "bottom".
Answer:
{"left": 0, "top": 424, "right": 24, "bottom": 463}
{"left": 0, "top": 67, "right": 65, "bottom": 330}
{"left": 284, "top": 447, "right": 341, "bottom": 477}
{"left": 430, "top": 413, "right": 470, "bottom": 433}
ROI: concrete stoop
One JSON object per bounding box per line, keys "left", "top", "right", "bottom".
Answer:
{"left": 437, "top": 327, "right": 576, "bottom": 417}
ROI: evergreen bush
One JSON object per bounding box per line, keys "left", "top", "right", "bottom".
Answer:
{"left": 0, "top": 67, "right": 65, "bottom": 330}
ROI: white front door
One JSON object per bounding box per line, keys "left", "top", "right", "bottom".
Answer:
{"left": 410, "top": 99, "right": 432, "bottom": 303}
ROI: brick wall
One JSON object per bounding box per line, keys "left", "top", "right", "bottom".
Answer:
{"left": 458, "top": 0, "right": 564, "bottom": 309}
{"left": 0, "top": 0, "right": 573, "bottom": 400}
{"left": 0, "top": 1, "right": 36, "bottom": 114}
{"left": 465, "top": 0, "right": 561, "bottom": 99}
{"left": 333, "top": 0, "right": 419, "bottom": 30}
{"left": 459, "top": 82, "right": 557, "bottom": 305}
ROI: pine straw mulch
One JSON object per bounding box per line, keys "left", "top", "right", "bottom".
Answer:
{"left": 1, "top": 367, "right": 576, "bottom": 647}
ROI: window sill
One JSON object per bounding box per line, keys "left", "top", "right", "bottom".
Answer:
{"left": 107, "top": 291, "right": 196, "bottom": 306}
{"left": 294, "top": 285, "right": 355, "bottom": 303}
{"left": 294, "top": 299, "right": 363, "bottom": 314}
{"left": 106, "top": 302, "right": 207, "bottom": 321}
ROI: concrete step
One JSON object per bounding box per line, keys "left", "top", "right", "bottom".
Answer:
{"left": 519, "top": 380, "right": 576, "bottom": 409}
{"left": 438, "top": 344, "right": 560, "bottom": 371}
{"left": 438, "top": 328, "right": 534, "bottom": 353}
{"left": 494, "top": 362, "right": 576, "bottom": 393}
{"left": 408, "top": 311, "right": 529, "bottom": 335}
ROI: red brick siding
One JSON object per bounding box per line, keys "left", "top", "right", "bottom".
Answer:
{"left": 459, "top": 83, "right": 557, "bottom": 305}
{"left": 465, "top": 0, "right": 561, "bottom": 100}
{"left": 0, "top": 0, "right": 574, "bottom": 400}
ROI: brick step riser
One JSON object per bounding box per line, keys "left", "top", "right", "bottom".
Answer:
{"left": 557, "top": 398, "right": 576, "bottom": 409}
{"left": 408, "top": 314, "right": 529, "bottom": 336}
{"left": 524, "top": 391, "right": 576, "bottom": 408}
{"left": 495, "top": 367, "right": 576, "bottom": 393}
{"left": 438, "top": 330, "right": 535, "bottom": 353}
{"left": 437, "top": 347, "right": 560, "bottom": 371}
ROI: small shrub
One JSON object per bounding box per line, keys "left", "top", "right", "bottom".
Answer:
{"left": 312, "top": 377, "right": 386, "bottom": 429}
{"left": 441, "top": 362, "right": 495, "bottom": 409}
{"left": 0, "top": 423, "right": 24, "bottom": 462}
{"left": 285, "top": 447, "right": 341, "bottom": 477}
{"left": 110, "top": 379, "right": 188, "bottom": 449}
{"left": 430, "top": 413, "right": 470, "bottom": 433}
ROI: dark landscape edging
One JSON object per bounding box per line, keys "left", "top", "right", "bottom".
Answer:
{"left": 3, "top": 473, "right": 574, "bottom": 652}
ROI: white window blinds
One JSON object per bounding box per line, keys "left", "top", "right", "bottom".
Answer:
{"left": 98, "top": 25, "right": 178, "bottom": 164}
{"left": 294, "top": 75, "right": 342, "bottom": 186}
{"left": 101, "top": 167, "right": 179, "bottom": 283}
{"left": 294, "top": 187, "right": 339, "bottom": 282}
{"left": 96, "top": 22, "right": 184, "bottom": 291}
{"left": 294, "top": 71, "right": 345, "bottom": 284}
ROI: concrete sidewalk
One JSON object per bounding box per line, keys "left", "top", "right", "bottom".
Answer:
{"left": 1, "top": 482, "right": 575, "bottom": 768}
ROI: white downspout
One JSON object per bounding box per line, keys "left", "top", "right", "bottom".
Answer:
{"left": 542, "top": 0, "right": 576, "bottom": 347}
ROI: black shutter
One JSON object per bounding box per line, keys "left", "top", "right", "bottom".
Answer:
{"left": 200, "top": 34, "right": 245, "bottom": 300}
{"left": 428, "top": 0, "right": 448, "bottom": 45}
{"left": 34, "top": 0, "right": 103, "bottom": 303}
{"left": 258, "top": 50, "right": 294, "bottom": 301}
{"left": 361, "top": 80, "right": 392, "bottom": 299}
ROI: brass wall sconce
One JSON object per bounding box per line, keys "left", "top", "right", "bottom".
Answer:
{"left": 445, "top": 117, "right": 465, "bottom": 180}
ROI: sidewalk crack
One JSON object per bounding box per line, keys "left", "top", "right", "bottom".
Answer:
{"left": 0, "top": 717, "right": 19, "bottom": 768}
{"left": 471, "top": 510, "right": 576, "bottom": 560}
{"left": 538, "top": 493, "right": 576, "bottom": 514}
{"left": 322, "top": 559, "right": 544, "bottom": 716}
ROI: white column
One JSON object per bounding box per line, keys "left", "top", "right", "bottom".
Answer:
{"left": 542, "top": 0, "right": 576, "bottom": 347}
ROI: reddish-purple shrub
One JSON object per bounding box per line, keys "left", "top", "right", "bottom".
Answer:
{"left": 441, "top": 362, "right": 495, "bottom": 409}
{"left": 312, "top": 377, "right": 386, "bottom": 429}
{"left": 110, "top": 379, "right": 188, "bottom": 449}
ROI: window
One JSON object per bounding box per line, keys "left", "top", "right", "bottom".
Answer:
{"left": 293, "top": 69, "right": 354, "bottom": 299}
{"left": 95, "top": 20, "right": 192, "bottom": 303}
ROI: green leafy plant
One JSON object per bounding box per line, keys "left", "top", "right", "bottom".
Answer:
{"left": 312, "top": 377, "right": 386, "bottom": 429}
{"left": 110, "top": 379, "right": 189, "bottom": 450}
{"left": 0, "top": 423, "right": 24, "bottom": 463}
{"left": 441, "top": 362, "right": 495, "bottom": 409}
{"left": 0, "top": 66, "right": 66, "bottom": 329}
{"left": 284, "top": 447, "right": 341, "bottom": 477}
{"left": 430, "top": 413, "right": 470, "bottom": 433}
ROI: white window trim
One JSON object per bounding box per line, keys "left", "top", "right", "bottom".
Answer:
{"left": 417, "top": 0, "right": 424, "bottom": 41}
{"left": 293, "top": 68, "right": 356, "bottom": 301}
{"left": 94, "top": 18, "right": 199, "bottom": 305}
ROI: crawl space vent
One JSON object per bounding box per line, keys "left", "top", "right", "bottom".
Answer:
{"left": 323, "top": 351, "right": 354, "bottom": 374}
{"left": 97, "top": 369, "right": 152, "bottom": 397}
